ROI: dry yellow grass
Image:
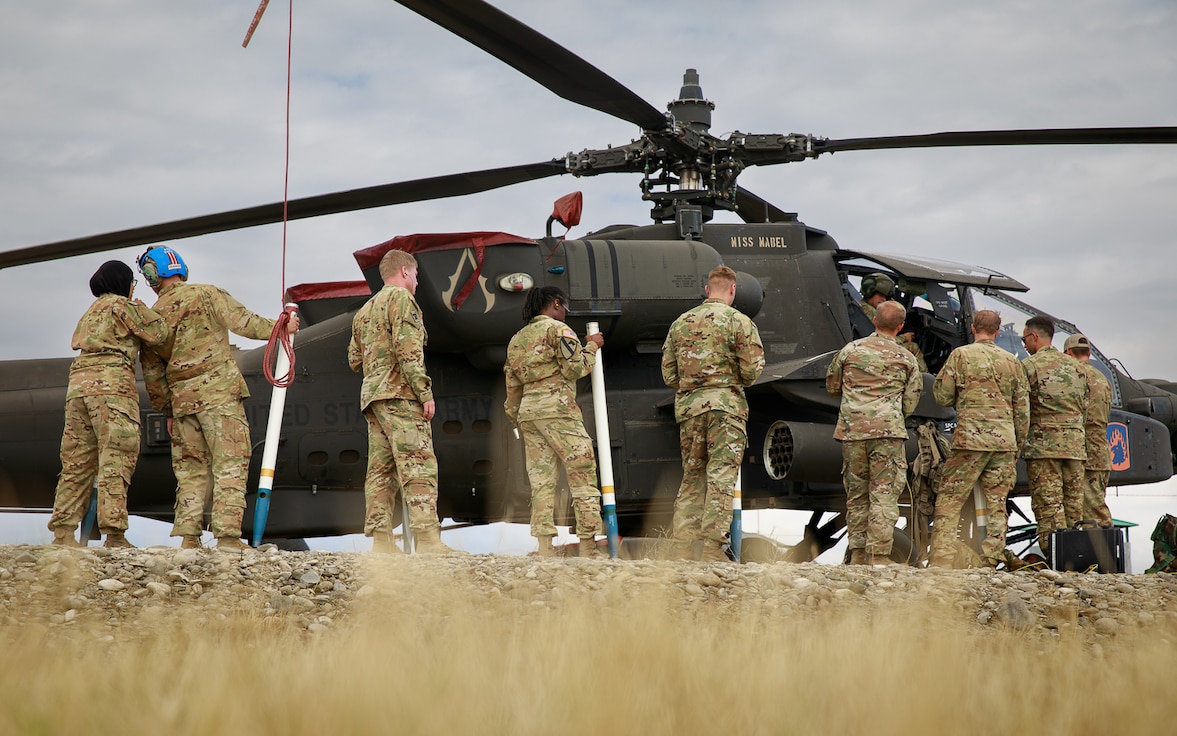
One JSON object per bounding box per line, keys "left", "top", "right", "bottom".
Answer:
{"left": 2, "top": 563, "right": 1174, "bottom": 735}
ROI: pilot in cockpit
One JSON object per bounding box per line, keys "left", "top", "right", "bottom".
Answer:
{"left": 860, "top": 273, "right": 928, "bottom": 373}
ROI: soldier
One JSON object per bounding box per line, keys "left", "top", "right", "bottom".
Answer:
{"left": 859, "top": 272, "right": 928, "bottom": 373}
{"left": 1064, "top": 333, "right": 1113, "bottom": 527}
{"left": 662, "top": 265, "right": 765, "bottom": 562}
{"left": 927, "top": 310, "right": 1029, "bottom": 568}
{"left": 1020, "top": 315, "right": 1087, "bottom": 555}
{"left": 48, "top": 261, "right": 169, "bottom": 548}
{"left": 826, "top": 300, "right": 922, "bottom": 565}
{"left": 504, "top": 286, "right": 605, "bottom": 558}
{"left": 139, "top": 246, "right": 298, "bottom": 551}
{"left": 348, "top": 248, "right": 458, "bottom": 554}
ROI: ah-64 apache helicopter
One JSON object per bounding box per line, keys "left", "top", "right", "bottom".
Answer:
{"left": 1, "top": 0, "right": 1176, "bottom": 559}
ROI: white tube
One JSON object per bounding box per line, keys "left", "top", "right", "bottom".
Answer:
{"left": 586, "top": 321, "right": 619, "bottom": 557}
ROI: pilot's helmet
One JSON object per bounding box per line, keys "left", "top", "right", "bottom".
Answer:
{"left": 137, "top": 246, "right": 189, "bottom": 288}
{"left": 861, "top": 272, "right": 895, "bottom": 298}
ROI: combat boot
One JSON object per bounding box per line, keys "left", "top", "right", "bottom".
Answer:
{"left": 579, "top": 537, "right": 604, "bottom": 558}
{"left": 216, "top": 537, "right": 247, "bottom": 551}
{"left": 371, "top": 533, "right": 400, "bottom": 554}
{"left": 180, "top": 535, "right": 202, "bottom": 549}
{"left": 700, "top": 540, "right": 728, "bottom": 563}
{"left": 848, "top": 548, "right": 868, "bottom": 565}
{"left": 103, "top": 532, "right": 135, "bottom": 549}
{"left": 536, "top": 535, "right": 555, "bottom": 557}
{"left": 1002, "top": 549, "right": 1030, "bottom": 572}
{"left": 414, "top": 529, "right": 467, "bottom": 555}
{"left": 51, "top": 528, "right": 81, "bottom": 547}
{"left": 869, "top": 553, "right": 895, "bottom": 566}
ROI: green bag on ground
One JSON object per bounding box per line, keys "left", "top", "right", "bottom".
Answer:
{"left": 1145, "top": 513, "right": 1177, "bottom": 574}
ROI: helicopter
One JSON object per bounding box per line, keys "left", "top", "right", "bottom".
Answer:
{"left": 2, "top": 0, "right": 1176, "bottom": 557}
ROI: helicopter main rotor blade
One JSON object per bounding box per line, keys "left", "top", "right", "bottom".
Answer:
{"left": 734, "top": 187, "right": 794, "bottom": 224}
{"left": 393, "top": 0, "right": 667, "bottom": 131}
{"left": 0, "top": 161, "right": 566, "bottom": 270}
{"left": 815, "top": 127, "right": 1177, "bottom": 154}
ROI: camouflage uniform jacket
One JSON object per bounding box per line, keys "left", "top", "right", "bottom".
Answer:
{"left": 503, "top": 315, "right": 598, "bottom": 424}
{"left": 661, "top": 298, "right": 765, "bottom": 423}
{"left": 826, "top": 332, "right": 921, "bottom": 440}
{"left": 1020, "top": 346, "right": 1087, "bottom": 460}
{"left": 348, "top": 283, "right": 433, "bottom": 411}
{"left": 142, "top": 281, "right": 276, "bottom": 417}
{"left": 860, "top": 299, "right": 928, "bottom": 373}
{"left": 67, "top": 294, "right": 170, "bottom": 401}
{"left": 932, "top": 337, "right": 1029, "bottom": 451}
{"left": 1078, "top": 360, "right": 1113, "bottom": 470}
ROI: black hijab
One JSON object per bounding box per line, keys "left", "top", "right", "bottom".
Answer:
{"left": 89, "top": 260, "right": 134, "bottom": 298}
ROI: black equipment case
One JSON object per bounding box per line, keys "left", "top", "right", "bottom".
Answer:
{"left": 1050, "top": 522, "right": 1129, "bottom": 573}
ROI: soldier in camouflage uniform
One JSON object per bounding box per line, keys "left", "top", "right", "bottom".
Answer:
{"left": 48, "top": 261, "right": 170, "bottom": 548}
{"left": 859, "top": 272, "right": 928, "bottom": 373}
{"left": 1020, "top": 315, "right": 1087, "bottom": 554}
{"left": 349, "top": 248, "right": 459, "bottom": 555}
{"left": 139, "top": 246, "right": 298, "bottom": 551}
{"left": 662, "top": 266, "right": 765, "bottom": 562}
{"left": 1064, "top": 333, "right": 1114, "bottom": 527}
{"left": 504, "top": 286, "right": 605, "bottom": 558}
{"left": 928, "top": 310, "right": 1029, "bottom": 568}
{"left": 826, "top": 300, "right": 922, "bottom": 565}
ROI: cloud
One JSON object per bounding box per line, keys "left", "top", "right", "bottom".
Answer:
{"left": 1, "top": 0, "right": 1174, "bottom": 384}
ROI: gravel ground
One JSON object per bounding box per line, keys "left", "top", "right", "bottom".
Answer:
{"left": 3, "top": 544, "right": 1176, "bottom": 640}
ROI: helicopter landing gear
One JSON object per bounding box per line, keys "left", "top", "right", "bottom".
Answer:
{"left": 784, "top": 511, "right": 846, "bottom": 562}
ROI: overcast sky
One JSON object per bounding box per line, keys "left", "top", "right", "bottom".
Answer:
{"left": 2, "top": 0, "right": 1175, "bottom": 381}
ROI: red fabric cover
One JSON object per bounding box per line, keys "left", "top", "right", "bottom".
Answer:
{"left": 551, "top": 191, "right": 583, "bottom": 228}
{"left": 283, "top": 281, "right": 371, "bottom": 303}
{"left": 353, "top": 232, "right": 535, "bottom": 309}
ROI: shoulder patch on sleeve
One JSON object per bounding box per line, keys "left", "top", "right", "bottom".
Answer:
{"left": 562, "top": 328, "right": 577, "bottom": 339}
{"left": 559, "top": 336, "right": 579, "bottom": 360}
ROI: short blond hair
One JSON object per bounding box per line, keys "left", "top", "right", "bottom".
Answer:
{"left": 379, "top": 249, "right": 418, "bottom": 282}
{"left": 874, "top": 300, "right": 906, "bottom": 331}
{"left": 708, "top": 265, "right": 737, "bottom": 290}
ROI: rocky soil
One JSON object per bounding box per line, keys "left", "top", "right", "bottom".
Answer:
{"left": 3, "top": 543, "right": 1176, "bottom": 641}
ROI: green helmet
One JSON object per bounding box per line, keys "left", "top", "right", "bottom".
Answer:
{"left": 861, "top": 272, "right": 895, "bottom": 298}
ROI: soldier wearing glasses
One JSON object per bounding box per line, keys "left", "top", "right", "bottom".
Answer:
{"left": 1020, "top": 315, "right": 1087, "bottom": 555}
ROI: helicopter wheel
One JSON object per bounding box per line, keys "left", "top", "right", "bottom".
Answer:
{"left": 888, "top": 528, "right": 916, "bottom": 566}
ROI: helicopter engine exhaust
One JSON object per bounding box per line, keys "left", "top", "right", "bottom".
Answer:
{"left": 761, "top": 420, "right": 844, "bottom": 482}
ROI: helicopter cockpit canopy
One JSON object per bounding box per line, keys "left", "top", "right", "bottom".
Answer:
{"left": 836, "top": 251, "right": 1029, "bottom": 292}
{"left": 833, "top": 250, "right": 1069, "bottom": 377}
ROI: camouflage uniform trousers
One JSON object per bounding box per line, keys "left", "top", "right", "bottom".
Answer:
{"left": 1026, "top": 457, "right": 1085, "bottom": 553}
{"left": 48, "top": 395, "right": 140, "bottom": 536}
{"left": 170, "top": 401, "right": 251, "bottom": 539}
{"left": 841, "top": 438, "right": 906, "bottom": 556}
{"left": 519, "top": 417, "right": 603, "bottom": 539}
{"left": 1082, "top": 468, "right": 1113, "bottom": 526}
{"left": 671, "top": 410, "right": 745, "bottom": 545}
{"left": 362, "top": 400, "right": 440, "bottom": 539}
{"left": 928, "top": 449, "right": 1016, "bottom": 567}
